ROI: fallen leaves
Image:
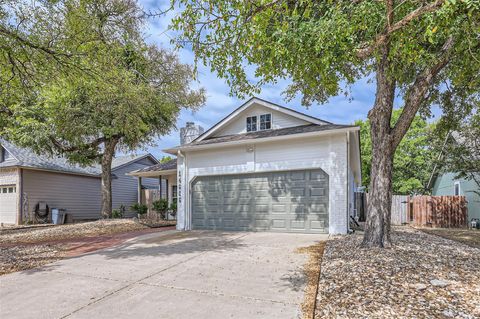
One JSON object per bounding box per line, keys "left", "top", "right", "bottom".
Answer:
{"left": 315, "top": 227, "right": 480, "bottom": 319}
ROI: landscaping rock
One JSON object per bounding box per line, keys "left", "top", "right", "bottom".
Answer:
{"left": 315, "top": 227, "right": 480, "bottom": 319}
{"left": 431, "top": 279, "right": 449, "bottom": 287}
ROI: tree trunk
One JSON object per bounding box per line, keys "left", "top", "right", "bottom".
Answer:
{"left": 100, "top": 137, "right": 119, "bottom": 218}
{"left": 361, "top": 41, "right": 396, "bottom": 248}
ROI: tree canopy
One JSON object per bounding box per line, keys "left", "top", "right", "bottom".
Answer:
{"left": 2, "top": 0, "right": 205, "bottom": 217}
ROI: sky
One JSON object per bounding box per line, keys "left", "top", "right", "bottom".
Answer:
{"left": 138, "top": 0, "right": 440, "bottom": 160}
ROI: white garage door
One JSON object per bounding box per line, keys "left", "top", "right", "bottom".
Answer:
{"left": 0, "top": 185, "right": 17, "bottom": 224}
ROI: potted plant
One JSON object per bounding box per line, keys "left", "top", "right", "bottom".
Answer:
{"left": 152, "top": 199, "right": 169, "bottom": 220}
{"left": 130, "top": 203, "right": 148, "bottom": 219}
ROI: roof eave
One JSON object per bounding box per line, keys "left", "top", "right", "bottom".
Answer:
{"left": 163, "top": 126, "right": 359, "bottom": 154}
{"left": 127, "top": 168, "right": 177, "bottom": 177}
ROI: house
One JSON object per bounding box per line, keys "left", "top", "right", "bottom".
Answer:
{"left": 427, "top": 132, "right": 480, "bottom": 221}
{"left": 0, "top": 139, "right": 159, "bottom": 224}
{"left": 129, "top": 97, "right": 362, "bottom": 234}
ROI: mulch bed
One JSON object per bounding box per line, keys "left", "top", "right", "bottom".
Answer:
{"left": 315, "top": 227, "right": 480, "bottom": 318}
{"left": 0, "top": 219, "right": 176, "bottom": 276}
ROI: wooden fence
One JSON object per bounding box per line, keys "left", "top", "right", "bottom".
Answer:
{"left": 410, "top": 195, "right": 467, "bottom": 228}
{"left": 361, "top": 193, "right": 409, "bottom": 225}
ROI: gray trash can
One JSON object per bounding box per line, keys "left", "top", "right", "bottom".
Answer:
{"left": 51, "top": 208, "right": 66, "bottom": 225}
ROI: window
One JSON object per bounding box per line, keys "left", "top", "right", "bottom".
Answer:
{"left": 259, "top": 114, "right": 272, "bottom": 130}
{"left": 454, "top": 182, "right": 460, "bottom": 196}
{"left": 1, "top": 186, "right": 15, "bottom": 193}
{"left": 246, "top": 116, "right": 257, "bottom": 132}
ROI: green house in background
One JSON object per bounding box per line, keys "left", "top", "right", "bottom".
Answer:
{"left": 430, "top": 172, "right": 480, "bottom": 221}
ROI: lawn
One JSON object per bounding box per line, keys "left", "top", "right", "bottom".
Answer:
{"left": 418, "top": 227, "right": 480, "bottom": 249}
{"left": 313, "top": 227, "right": 480, "bottom": 319}
{"left": 0, "top": 219, "right": 176, "bottom": 275}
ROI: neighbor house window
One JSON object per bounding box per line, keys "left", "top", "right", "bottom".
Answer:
{"left": 454, "top": 182, "right": 460, "bottom": 195}
{"left": 246, "top": 116, "right": 257, "bottom": 132}
{"left": 259, "top": 114, "right": 272, "bottom": 130}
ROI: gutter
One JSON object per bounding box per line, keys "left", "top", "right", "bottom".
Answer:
{"left": 163, "top": 126, "right": 360, "bottom": 154}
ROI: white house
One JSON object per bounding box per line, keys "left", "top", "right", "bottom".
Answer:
{"left": 129, "top": 97, "right": 362, "bottom": 234}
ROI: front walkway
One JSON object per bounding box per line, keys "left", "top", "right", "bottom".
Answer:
{"left": 0, "top": 230, "right": 326, "bottom": 319}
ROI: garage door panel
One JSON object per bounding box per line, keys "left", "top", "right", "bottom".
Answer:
{"left": 191, "top": 169, "right": 328, "bottom": 233}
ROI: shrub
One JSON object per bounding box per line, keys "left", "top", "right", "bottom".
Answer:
{"left": 152, "top": 199, "right": 169, "bottom": 219}
{"left": 130, "top": 203, "right": 148, "bottom": 217}
{"left": 112, "top": 209, "right": 122, "bottom": 219}
{"left": 169, "top": 201, "right": 177, "bottom": 218}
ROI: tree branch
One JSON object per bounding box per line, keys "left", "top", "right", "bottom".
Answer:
{"left": 392, "top": 37, "right": 454, "bottom": 147}
{"left": 48, "top": 134, "right": 124, "bottom": 153}
{"left": 357, "top": 0, "right": 446, "bottom": 59}
{"left": 0, "top": 25, "right": 73, "bottom": 58}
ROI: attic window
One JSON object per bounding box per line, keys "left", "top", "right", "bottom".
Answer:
{"left": 454, "top": 181, "right": 460, "bottom": 196}
{"left": 260, "top": 114, "right": 272, "bottom": 130}
{"left": 246, "top": 116, "right": 257, "bottom": 132}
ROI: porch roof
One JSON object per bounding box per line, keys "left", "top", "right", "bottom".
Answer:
{"left": 128, "top": 158, "right": 177, "bottom": 177}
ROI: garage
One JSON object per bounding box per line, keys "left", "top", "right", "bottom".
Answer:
{"left": 191, "top": 169, "right": 329, "bottom": 233}
{"left": 0, "top": 185, "right": 17, "bottom": 224}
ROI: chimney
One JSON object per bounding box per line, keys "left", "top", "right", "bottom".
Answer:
{"left": 180, "top": 122, "right": 205, "bottom": 145}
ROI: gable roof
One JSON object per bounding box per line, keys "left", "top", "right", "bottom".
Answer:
{"left": 194, "top": 97, "right": 332, "bottom": 142}
{"left": 188, "top": 124, "right": 355, "bottom": 147}
{"left": 164, "top": 123, "right": 358, "bottom": 154}
{"left": 0, "top": 139, "right": 157, "bottom": 177}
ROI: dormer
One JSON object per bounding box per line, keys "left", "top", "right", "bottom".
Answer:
{"left": 196, "top": 97, "right": 330, "bottom": 141}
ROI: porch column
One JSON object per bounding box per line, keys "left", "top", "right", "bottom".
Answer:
{"left": 165, "top": 178, "right": 169, "bottom": 220}
{"left": 159, "top": 176, "right": 162, "bottom": 199}
{"left": 137, "top": 177, "right": 142, "bottom": 204}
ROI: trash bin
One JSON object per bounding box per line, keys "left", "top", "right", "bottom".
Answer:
{"left": 51, "top": 208, "right": 66, "bottom": 225}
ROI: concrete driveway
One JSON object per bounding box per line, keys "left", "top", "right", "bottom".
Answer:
{"left": 0, "top": 230, "right": 325, "bottom": 319}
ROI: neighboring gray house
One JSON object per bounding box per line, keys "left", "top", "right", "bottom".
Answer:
{"left": 0, "top": 139, "right": 158, "bottom": 224}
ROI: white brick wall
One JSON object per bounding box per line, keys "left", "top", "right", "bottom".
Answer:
{"left": 177, "top": 132, "right": 350, "bottom": 234}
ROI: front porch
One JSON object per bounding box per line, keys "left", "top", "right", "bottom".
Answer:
{"left": 127, "top": 159, "right": 177, "bottom": 218}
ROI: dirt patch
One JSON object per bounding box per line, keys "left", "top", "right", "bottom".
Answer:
{"left": 315, "top": 228, "right": 480, "bottom": 318}
{"left": 0, "top": 219, "right": 175, "bottom": 245}
{"left": 297, "top": 241, "right": 326, "bottom": 319}
{"left": 418, "top": 227, "right": 480, "bottom": 249}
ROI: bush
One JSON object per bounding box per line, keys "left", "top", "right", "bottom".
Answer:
{"left": 111, "top": 204, "right": 126, "bottom": 219}
{"left": 130, "top": 203, "right": 148, "bottom": 217}
{"left": 169, "top": 201, "right": 177, "bottom": 218}
{"left": 152, "top": 199, "right": 169, "bottom": 219}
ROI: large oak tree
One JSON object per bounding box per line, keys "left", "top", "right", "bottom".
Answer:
{"left": 3, "top": 0, "right": 205, "bottom": 218}
{"left": 169, "top": 0, "right": 480, "bottom": 247}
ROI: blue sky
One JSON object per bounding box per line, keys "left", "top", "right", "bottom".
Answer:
{"left": 138, "top": 0, "right": 439, "bottom": 159}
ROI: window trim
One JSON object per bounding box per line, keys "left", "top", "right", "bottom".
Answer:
{"left": 259, "top": 113, "right": 272, "bottom": 131}
{"left": 454, "top": 181, "right": 461, "bottom": 196}
{"left": 246, "top": 116, "right": 258, "bottom": 132}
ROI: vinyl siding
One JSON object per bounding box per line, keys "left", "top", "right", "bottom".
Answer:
{"left": 177, "top": 132, "right": 351, "bottom": 234}
{"left": 432, "top": 172, "right": 480, "bottom": 220}
{"left": 22, "top": 169, "right": 102, "bottom": 221}
{"left": 214, "top": 104, "right": 310, "bottom": 137}
{"left": 112, "top": 158, "right": 159, "bottom": 216}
